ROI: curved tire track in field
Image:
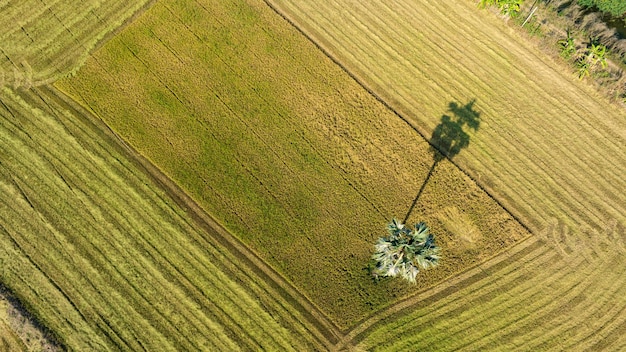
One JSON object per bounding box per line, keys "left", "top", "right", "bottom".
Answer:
{"left": 333, "top": 237, "right": 542, "bottom": 350}
{"left": 345, "top": 221, "right": 626, "bottom": 350}
{"left": 40, "top": 86, "right": 343, "bottom": 348}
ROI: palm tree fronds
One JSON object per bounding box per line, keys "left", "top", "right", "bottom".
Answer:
{"left": 372, "top": 219, "right": 442, "bottom": 284}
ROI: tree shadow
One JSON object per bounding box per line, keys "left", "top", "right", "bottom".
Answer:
{"left": 403, "top": 99, "right": 480, "bottom": 223}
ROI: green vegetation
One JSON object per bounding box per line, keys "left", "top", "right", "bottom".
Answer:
{"left": 578, "top": 0, "right": 626, "bottom": 16}
{"left": 372, "top": 220, "right": 440, "bottom": 284}
{"left": 558, "top": 31, "right": 577, "bottom": 59}
{"left": 4, "top": 0, "right": 623, "bottom": 347}
{"left": 576, "top": 41, "right": 609, "bottom": 79}
{"left": 479, "top": 0, "right": 523, "bottom": 17}
{"left": 0, "top": 87, "right": 323, "bottom": 350}
{"left": 57, "top": 0, "right": 528, "bottom": 328}
{"left": 357, "top": 224, "right": 626, "bottom": 350}
{"left": 0, "top": 0, "right": 152, "bottom": 88}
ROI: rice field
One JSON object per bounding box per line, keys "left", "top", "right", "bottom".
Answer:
{"left": 56, "top": 0, "right": 529, "bottom": 329}
{"left": 3, "top": 0, "right": 622, "bottom": 348}
{"left": 352, "top": 222, "right": 626, "bottom": 350}
{"left": 0, "top": 86, "right": 326, "bottom": 350}
{"left": 269, "top": 0, "right": 626, "bottom": 234}
{"left": 0, "top": 0, "right": 152, "bottom": 88}
{"left": 263, "top": 0, "right": 626, "bottom": 348}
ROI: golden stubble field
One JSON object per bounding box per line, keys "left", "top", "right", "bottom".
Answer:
{"left": 57, "top": 0, "right": 529, "bottom": 330}
{"left": 0, "top": 0, "right": 152, "bottom": 88}
{"left": 266, "top": 0, "right": 626, "bottom": 349}
{"left": 269, "top": 0, "right": 626, "bottom": 233}
{"left": 0, "top": 86, "right": 328, "bottom": 350}
{"left": 5, "top": 0, "right": 624, "bottom": 348}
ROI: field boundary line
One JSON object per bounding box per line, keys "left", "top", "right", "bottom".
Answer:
{"left": 334, "top": 235, "right": 541, "bottom": 350}
{"left": 41, "top": 85, "right": 343, "bottom": 348}
{"left": 264, "top": 0, "right": 536, "bottom": 238}
{"left": 79, "top": 0, "right": 157, "bottom": 80}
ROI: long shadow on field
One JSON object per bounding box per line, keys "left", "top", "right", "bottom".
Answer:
{"left": 403, "top": 99, "right": 480, "bottom": 223}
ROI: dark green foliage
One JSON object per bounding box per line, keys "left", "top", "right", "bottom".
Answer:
{"left": 578, "top": 0, "right": 626, "bottom": 17}
{"left": 576, "top": 41, "right": 609, "bottom": 79}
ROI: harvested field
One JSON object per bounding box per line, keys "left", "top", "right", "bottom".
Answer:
{"left": 0, "top": 0, "right": 152, "bottom": 87}
{"left": 354, "top": 222, "right": 626, "bottom": 350}
{"left": 0, "top": 86, "right": 326, "bottom": 350}
{"left": 269, "top": 0, "right": 626, "bottom": 234}
{"left": 57, "top": 0, "right": 529, "bottom": 328}
{"left": 263, "top": 0, "right": 626, "bottom": 348}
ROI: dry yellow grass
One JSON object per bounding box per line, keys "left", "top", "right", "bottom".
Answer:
{"left": 269, "top": 0, "right": 626, "bottom": 234}
{"left": 268, "top": 0, "right": 626, "bottom": 348}
{"left": 0, "top": 0, "right": 152, "bottom": 88}
{"left": 0, "top": 289, "right": 60, "bottom": 352}
{"left": 0, "top": 86, "right": 326, "bottom": 350}
{"left": 0, "top": 298, "right": 26, "bottom": 352}
{"left": 56, "top": 0, "right": 529, "bottom": 329}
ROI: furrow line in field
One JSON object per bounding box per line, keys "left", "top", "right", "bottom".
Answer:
{"left": 268, "top": 1, "right": 531, "bottom": 230}
{"left": 355, "top": 1, "right": 505, "bottom": 105}
{"left": 586, "top": 308, "right": 626, "bottom": 351}
{"left": 268, "top": 0, "right": 447, "bottom": 111}
{"left": 384, "top": 255, "right": 580, "bottom": 350}
{"left": 49, "top": 88, "right": 338, "bottom": 350}
{"left": 370, "top": 0, "right": 626, "bottom": 186}
{"left": 160, "top": 0, "right": 387, "bottom": 225}
{"left": 312, "top": 0, "right": 626, "bottom": 224}
{"left": 37, "top": 0, "right": 139, "bottom": 78}
{"left": 276, "top": 0, "right": 624, "bottom": 234}
{"left": 422, "top": 0, "right": 626, "bottom": 139}
{"left": 377, "top": 243, "right": 626, "bottom": 351}
{"left": 521, "top": 255, "right": 626, "bottom": 350}
{"left": 115, "top": 35, "right": 311, "bottom": 226}
{"left": 14, "top": 134, "right": 287, "bottom": 351}
{"left": 0, "top": 182, "right": 157, "bottom": 350}
{"left": 446, "top": 255, "right": 613, "bottom": 350}
{"left": 266, "top": 0, "right": 560, "bottom": 236}
{"left": 136, "top": 0, "right": 395, "bottom": 269}
{"left": 0, "top": 140, "right": 205, "bottom": 350}
{"left": 39, "top": 4, "right": 141, "bottom": 79}
{"left": 40, "top": 84, "right": 334, "bottom": 349}
{"left": 0, "top": 212, "right": 118, "bottom": 350}
{"left": 1, "top": 0, "right": 153, "bottom": 86}
{"left": 0, "top": 0, "right": 52, "bottom": 40}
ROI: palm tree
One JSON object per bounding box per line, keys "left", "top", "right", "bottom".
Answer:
{"left": 372, "top": 219, "right": 441, "bottom": 284}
